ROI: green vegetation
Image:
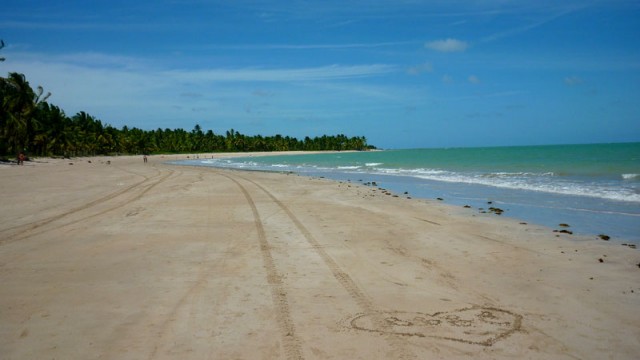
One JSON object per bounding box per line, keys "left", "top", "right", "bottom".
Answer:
{"left": 1, "top": 70, "right": 374, "bottom": 158}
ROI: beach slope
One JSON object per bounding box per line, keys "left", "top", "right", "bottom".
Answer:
{"left": 1, "top": 155, "right": 638, "bottom": 359}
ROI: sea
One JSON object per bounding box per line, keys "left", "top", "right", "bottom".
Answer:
{"left": 177, "top": 142, "right": 640, "bottom": 243}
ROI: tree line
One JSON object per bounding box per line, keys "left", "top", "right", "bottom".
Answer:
{"left": 1, "top": 70, "right": 374, "bottom": 158}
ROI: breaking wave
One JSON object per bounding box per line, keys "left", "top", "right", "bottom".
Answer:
{"left": 190, "top": 158, "right": 640, "bottom": 203}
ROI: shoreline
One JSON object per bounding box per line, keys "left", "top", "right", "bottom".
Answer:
{"left": 1, "top": 154, "right": 639, "bottom": 359}
{"left": 170, "top": 152, "right": 640, "bottom": 244}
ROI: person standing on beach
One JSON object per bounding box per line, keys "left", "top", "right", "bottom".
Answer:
{"left": 18, "top": 152, "right": 25, "bottom": 165}
{"left": 143, "top": 155, "right": 148, "bottom": 163}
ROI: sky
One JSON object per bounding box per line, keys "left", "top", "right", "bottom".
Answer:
{"left": 1, "top": 0, "right": 639, "bottom": 149}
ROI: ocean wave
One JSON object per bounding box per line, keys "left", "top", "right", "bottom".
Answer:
{"left": 365, "top": 162, "right": 383, "bottom": 167}
{"left": 403, "top": 171, "right": 640, "bottom": 203}
{"left": 188, "top": 158, "right": 640, "bottom": 203}
{"left": 354, "top": 167, "right": 640, "bottom": 203}
{"left": 480, "top": 172, "right": 556, "bottom": 178}
{"left": 376, "top": 167, "right": 447, "bottom": 176}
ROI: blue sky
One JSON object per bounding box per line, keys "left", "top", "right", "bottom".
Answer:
{"left": 1, "top": 0, "right": 639, "bottom": 149}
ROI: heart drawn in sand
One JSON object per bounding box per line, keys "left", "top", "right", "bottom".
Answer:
{"left": 346, "top": 306, "right": 522, "bottom": 346}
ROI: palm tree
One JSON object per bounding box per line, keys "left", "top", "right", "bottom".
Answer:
{"left": 0, "top": 72, "right": 47, "bottom": 156}
{"left": 1, "top": 75, "right": 376, "bottom": 156}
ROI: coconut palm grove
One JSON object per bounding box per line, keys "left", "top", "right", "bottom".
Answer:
{"left": 0, "top": 45, "right": 373, "bottom": 159}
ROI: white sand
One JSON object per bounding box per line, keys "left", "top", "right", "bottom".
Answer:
{"left": 1, "top": 154, "right": 638, "bottom": 359}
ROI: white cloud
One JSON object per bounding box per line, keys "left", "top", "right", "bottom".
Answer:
{"left": 252, "top": 89, "right": 274, "bottom": 97}
{"left": 3, "top": 51, "right": 402, "bottom": 131}
{"left": 210, "top": 41, "right": 418, "bottom": 50}
{"left": 164, "top": 64, "right": 396, "bottom": 82}
{"left": 480, "top": 5, "right": 588, "bottom": 43}
{"left": 564, "top": 76, "right": 583, "bottom": 86}
{"left": 425, "top": 38, "right": 468, "bottom": 52}
{"left": 407, "top": 62, "right": 433, "bottom": 75}
{"left": 442, "top": 74, "right": 454, "bottom": 84}
{"left": 11, "top": 51, "right": 396, "bottom": 83}
{"left": 180, "top": 92, "right": 203, "bottom": 98}
{"left": 8, "top": 51, "right": 150, "bottom": 71}
{"left": 468, "top": 75, "right": 480, "bottom": 84}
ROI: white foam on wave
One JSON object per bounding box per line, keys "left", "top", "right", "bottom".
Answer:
{"left": 441, "top": 176, "right": 637, "bottom": 203}
{"left": 368, "top": 167, "right": 640, "bottom": 203}
{"left": 480, "top": 172, "right": 556, "bottom": 178}
{"left": 189, "top": 158, "right": 640, "bottom": 204}
{"left": 376, "top": 167, "right": 447, "bottom": 176}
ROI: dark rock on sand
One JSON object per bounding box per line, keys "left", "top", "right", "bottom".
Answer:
{"left": 559, "top": 223, "right": 570, "bottom": 227}
{"left": 553, "top": 229, "right": 573, "bottom": 235}
{"left": 598, "top": 234, "right": 610, "bottom": 241}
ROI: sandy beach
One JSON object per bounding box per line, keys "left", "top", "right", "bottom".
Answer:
{"left": 1, "top": 154, "right": 638, "bottom": 359}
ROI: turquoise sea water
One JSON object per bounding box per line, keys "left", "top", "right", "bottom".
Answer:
{"left": 179, "top": 143, "right": 640, "bottom": 242}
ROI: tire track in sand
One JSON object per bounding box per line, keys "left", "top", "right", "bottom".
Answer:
{"left": 145, "top": 169, "right": 243, "bottom": 360}
{"left": 223, "top": 174, "right": 305, "bottom": 360}
{"left": 0, "top": 166, "right": 173, "bottom": 245}
{"left": 228, "top": 173, "right": 415, "bottom": 359}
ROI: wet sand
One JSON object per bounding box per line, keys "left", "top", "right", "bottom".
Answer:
{"left": 1, "top": 154, "right": 639, "bottom": 359}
